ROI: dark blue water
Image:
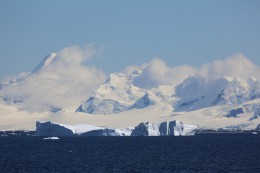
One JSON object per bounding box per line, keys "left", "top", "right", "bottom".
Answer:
{"left": 0, "top": 135, "right": 260, "bottom": 173}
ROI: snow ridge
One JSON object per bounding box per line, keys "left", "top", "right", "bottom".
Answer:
{"left": 33, "top": 53, "right": 57, "bottom": 73}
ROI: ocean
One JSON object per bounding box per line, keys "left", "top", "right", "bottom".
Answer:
{"left": 0, "top": 134, "right": 259, "bottom": 173}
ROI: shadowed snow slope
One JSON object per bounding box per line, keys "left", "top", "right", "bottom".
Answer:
{"left": 32, "top": 53, "right": 58, "bottom": 73}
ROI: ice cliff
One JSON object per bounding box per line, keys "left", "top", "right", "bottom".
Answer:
{"left": 131, "top": 121, "right": 197, "bottom": 136}
{"left": 36, "top": 120, "right": 197, "bottom": 137}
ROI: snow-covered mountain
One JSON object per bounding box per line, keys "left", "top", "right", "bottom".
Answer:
{"left": 1, "top": 52, "right": 260, "bottom": 131}
{"left": 77, "top": 70, "right": 260, "bottom": 115}
{"left": 174, "top": 76, "right": 260, "bottom": 111}
{"left": 225, "top": 99, "right": 260, "bottom": 120}
{"left": 0, "top": 51, "right": 105, "bottom": 113}
{"left": 72, "top": 68, "right": 260, "bottom": 131}
{"left": 76, "top": 69, "right": 180, "bottom": 114}
{"left": 0, "top": 72, "right": 29, "bottom": 91}
{"left": 0, "top": 53, "right": 58, "bottom": 107}
{"left": 0, "top": 53, "right": 57, "bottom": 90}
{"left": 0, "top": 53, "right": 57, "bottom": 91}
{"left": 32, "top": 53, "right": 58, "bottom": 73}
{"left": 76, "top": 73, "right": 148, "bottom": 114}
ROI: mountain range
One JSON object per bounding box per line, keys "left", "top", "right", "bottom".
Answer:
{"left": 0, "top": 53, "right": 260, "bottom": 131}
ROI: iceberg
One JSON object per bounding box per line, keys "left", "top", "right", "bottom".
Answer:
{"left": 131, "top": 122, "right": 160, "bottom": 136}
{"left": 131, "top": 120, "right": 197, "bottom": 136}
{"left": 36, "top": 121, "right": 74, "bottom": 136}
{"left": 36, "top": 121, "right": 103, "bottom": 136}
{"left": 256, "top": 124, "right": 260, "bottom": 131}
{"left": 36, "top": 120, "right": 197, "bottom": 137}
{"left": 43, "top": 136, "right": 59, "bottom": 140}
{"left": 81, "top": 129, "right": 124, "bottom": 136}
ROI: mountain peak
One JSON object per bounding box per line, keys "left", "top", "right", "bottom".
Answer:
{"left": 33, "top": 53, "right": 57, "bottom": 73}
{"left": 106, "top": 73, "right": 128, "bottom": 82}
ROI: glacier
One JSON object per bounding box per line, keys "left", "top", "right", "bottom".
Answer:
{"left": 36, "top": 121, "right": 197, "bottom": 137}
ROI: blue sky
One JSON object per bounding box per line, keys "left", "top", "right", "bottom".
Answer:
{"left": 0, "top": 0, "right": 259, "bottom": 78}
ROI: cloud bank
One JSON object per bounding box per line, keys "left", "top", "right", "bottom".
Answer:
{"left": 0, "top": 45, "right": 106, "bottom": 112}
{"left": 196, "top": 54, "right": 260, "bottom": 80}
{"left": 124, "top": 54, "right": 260, "bottom": 89}
{"left": 132, "top": 59, "right": 195, "bottom": 88}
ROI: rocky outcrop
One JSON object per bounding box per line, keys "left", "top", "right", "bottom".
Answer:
{"left": 129, "top": 93, "right": 154, "bottom": 110}
{"left": 226, "top": 108, "right": 244, "bottom": 118}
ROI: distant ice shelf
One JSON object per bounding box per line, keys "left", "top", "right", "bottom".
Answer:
{"left": 36, "top": 120, "right": 198, "bottom": 137}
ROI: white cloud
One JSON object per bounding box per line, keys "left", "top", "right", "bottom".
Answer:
{"left": 121, "top": 65, "right": 140, "bottom": 76}
{"left": 56, "top": 44, "right": 99, "bottom": 65}
{"left": 124, "top": 54, "right": 260, "bottom": 89}
{"left": 0, "top": 45, "right": 106, "bottom": 112}
{"left": 196, "top": 53, "right": 260, "bottom": 80}
{"left": 132, "top": 58, "right": 195, "bottom": 88}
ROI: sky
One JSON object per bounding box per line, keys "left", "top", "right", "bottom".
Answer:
{"left": 0, "top": 0, "right": 260, "bottom": 78}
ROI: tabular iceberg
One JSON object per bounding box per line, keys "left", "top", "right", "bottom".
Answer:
{"left": 131, "top": 121, "right": 197, "bottom": 136}
{"left": 36, "top": 121, "right": 103, "bottom": 136}
{"left": 36, "top": 121, "right": 75, "bottom": 136}
{"left": 80, "top": 129, "right": 130, "bottom": 136}
{"left": 36, "top": 120, "right": 197, "bottom": 137}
